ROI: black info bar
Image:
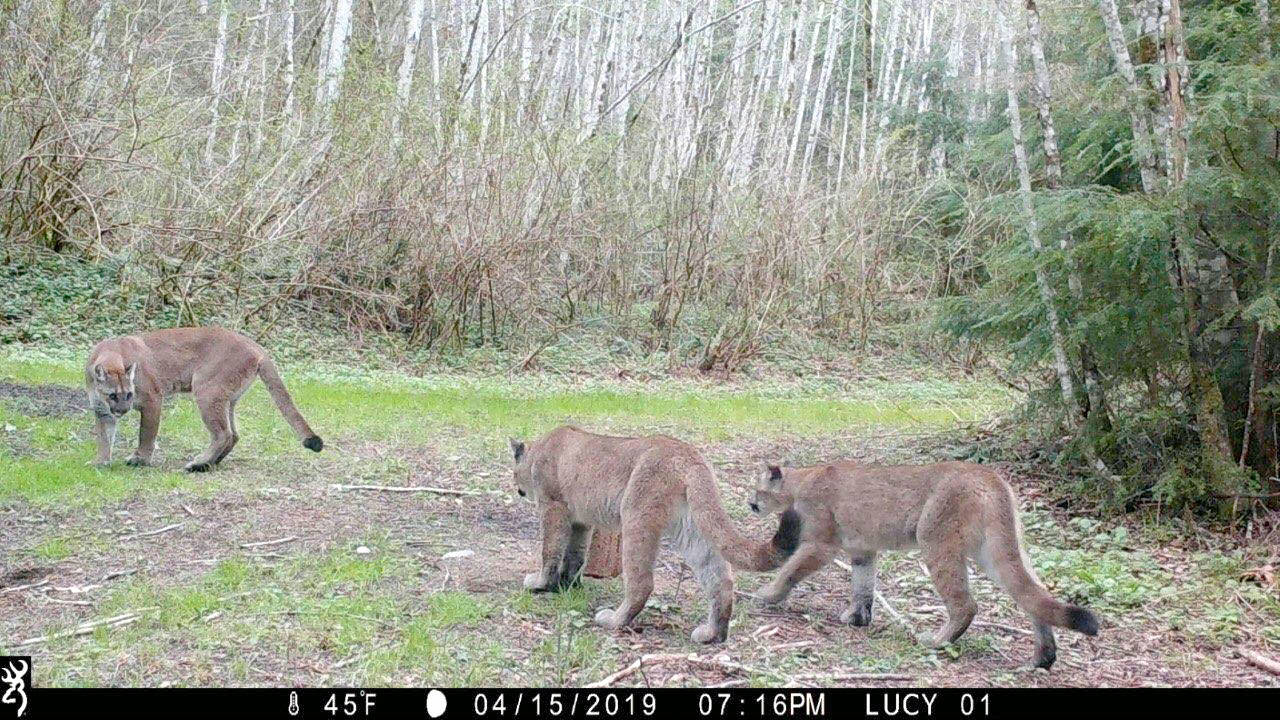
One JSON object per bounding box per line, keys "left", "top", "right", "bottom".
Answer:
{"left": 9, "top": 687, "right": 1276, "bottom": 719}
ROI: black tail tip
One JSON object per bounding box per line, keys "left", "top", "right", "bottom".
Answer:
{"left": 303, "top": 436, "right": 324, "bottom": 452}
{"left": 1067, "top": 606, "right": 1099, "bottom": 636}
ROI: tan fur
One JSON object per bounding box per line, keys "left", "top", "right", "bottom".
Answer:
{"left": 750, "top": 460, "right": 1099, "bottom": 669}
{"left": 509, "top": 426, "right": 800, "bottom": 643}
{"left": 85, "top": 327, "right": 323, "bottom": 471}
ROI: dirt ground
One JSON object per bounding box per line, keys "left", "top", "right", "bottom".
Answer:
{"left": 2, "top": 380, "right": 1279, "bottom": 688}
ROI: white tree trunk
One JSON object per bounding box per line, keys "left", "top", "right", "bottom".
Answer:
{"left": 800, "top": 4, "right": 841, "bottom": 186}
{"left": 858, "top": 0, "right": 878, "bottom": 168}
{"left": 317, "top": 0, "right": 353, "bottom": 122}
{"left": 204, "top": 0, "right": 229, "bottom": 166}
{"left": 394, "top": 0, "right": 428, "bottom": 137}
{"left": 283, "top": 0, "right": 296, "bottom": 127}
{"left": 999, "top": 5, "right": 1079, "bottom": 421}
{"left": 1096, "top": 0, "right": 1162, "bottom": 193}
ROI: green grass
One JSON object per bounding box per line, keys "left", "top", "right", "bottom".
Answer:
{"left": 5, "top": 345, "right": 1279, "bottom": 687}
{"left": 0, "top": 351, "right": 1006, "bottom": 507}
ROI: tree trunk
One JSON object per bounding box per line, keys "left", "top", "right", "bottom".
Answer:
{"left": 1163, "top": 0, "right": 1245, "bottom": 511}
{"left": 204, "top": 1, "right": 229, "bottom": 166}
{"left": 1024, "top": 0, "right": 1112, "bottom": 431}
{"left": 393, "top": 0, "right": 428, "bottom": 138}
{"left": 1097, "top": 0, "right": 1162, "bottom": 194}
{"left": 998, "top": 6, "right": 1081, "bottom": 427}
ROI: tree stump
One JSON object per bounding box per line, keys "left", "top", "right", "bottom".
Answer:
{"left": 584, "top": 529, "right": 622, "bottom": 578}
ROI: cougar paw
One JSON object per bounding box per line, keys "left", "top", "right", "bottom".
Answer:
{"left": 184, "top": 461, "right": 212, "bottom": 473}
{"left": 523, "top": 572, "right": 549, "bottom": 592}
{"left": 125, "top": 455, "right": 151, "bottom": 467}
{"left": 753, "top": 585, "right": 787, "bottom": 606}
{"left": 594, "top": 608, "right": 623, "bottom": 630}
{"left": 920, "top": 632, "right": 950, "bottom": 649}
{"left": 690, "top": 623, "right": 725, "bottom": 644}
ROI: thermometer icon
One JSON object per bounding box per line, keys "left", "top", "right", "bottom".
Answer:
{"left": 288, "top": 691, "right": 300, "bottom": 716}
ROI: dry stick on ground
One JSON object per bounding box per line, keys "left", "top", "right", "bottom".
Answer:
{"left": 13, "top": 609, "right": 154, "bottom": 648}
{"left": 329, "top": 484, "right": 481, "bottom": 496}
{"left": 239, "top": 535, "right": 298, "bottom": 549}
{"left": 0, "top": 579, "right": 50, "bottom": 594}
{"left": 586, "top": 653, "right": 764, "bottom": 688}
{"left": 120, "top": 523, "right": 183, "bottom": 541}
{"left": 102, "top": 567, "right": 140, "bottom": 581}
{"left": 1237, "top": 648, "right": 1280, "bottom": 676}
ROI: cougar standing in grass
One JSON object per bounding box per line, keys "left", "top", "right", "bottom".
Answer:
{"left": 85, "top": 327, "right": 323, "bottom": 471}
{"left": 749, "top": 460, "right": 1099, "bottom": 668}
{"left": 508, "top": 426, "right": 801, "bottom": 643}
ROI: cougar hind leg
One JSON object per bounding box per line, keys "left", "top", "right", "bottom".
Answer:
{"left": 920, "top": 543, "right": 977, "bottom": 647}
{"left": 675, "top": 513, "right": 734, "bottom": 644}
{"left": 594, "top": 522, "right": 659, "bottom": 632}
{"left": 186, "top": 393, "right": 232, "bottom": 472}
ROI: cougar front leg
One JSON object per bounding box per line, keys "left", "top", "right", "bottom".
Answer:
{"left": 126, "top": 398, "right": 161, "bottom": 467}
{"left": 91, "top": 411, "right": 118, "bottom": 465}
{"left": 841, "top": 551, "right": 878, "bottom": 626}
{"left": 754, "top": 541, "right": 836, "bottom": 606}
{"left": 524, "top": 502, "right": 573, "bottom": 592}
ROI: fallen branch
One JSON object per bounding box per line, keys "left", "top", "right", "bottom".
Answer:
{"left": 102, "top": 567, "right": 140, "bottom": 582}
{"left": 329, "top": 484, "right": 480, "bottom": 496}
{"left": 586, "top": 653, "right": 770, "bottom": 688}
{"left": 1238, "top": 648, "right": 1280, "bottom": 676}
{"left": 239, "top": 535, "right": 298, "bottom": 549}
{"left": 120, "top": 523, "right": 183, "bottom": 541}
{"left": 13, "top": 609, "right": 152, "bottom": 647}
{"left": 0, "top": 579, "right": 50, "bottom": 595}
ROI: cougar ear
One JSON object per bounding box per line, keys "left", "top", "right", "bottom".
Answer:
{"left": 124, "top": 363, "right": 137, "bottom": 383}
{"left": 92, "top": 362, "right": 107, "bottom": 383}
{"left": 509, "top": 438, "right": 526, "bottom": 462}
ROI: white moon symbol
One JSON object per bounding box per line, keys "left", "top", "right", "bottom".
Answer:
{"left": 426, "top": 688, "right": 448, "bottom": 718}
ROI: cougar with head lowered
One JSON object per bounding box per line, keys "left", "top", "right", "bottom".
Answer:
{"left": 85, "top": 327, "right": 323, "bottom": 471}
{"left": 508, "top": 425, "right": 801, "bottom": 643}
{"left": 750, "top": 460, "right": 1099, "bottom": 669}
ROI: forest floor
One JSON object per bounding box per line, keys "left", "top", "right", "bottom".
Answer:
{"left": 2, "top": 347, "right": 1279, "bottom": 688}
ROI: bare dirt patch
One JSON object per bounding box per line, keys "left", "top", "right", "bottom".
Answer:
{"left": 0, "top": 381, "right": 84, "bottom": 417}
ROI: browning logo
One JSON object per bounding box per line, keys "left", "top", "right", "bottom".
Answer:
{"left": 0, "top": 658, "right": 29, "bottom": 718}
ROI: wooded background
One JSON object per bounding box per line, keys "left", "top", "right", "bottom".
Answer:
{"left": 2, "top": 0, "right": 1277, "bottom": 519}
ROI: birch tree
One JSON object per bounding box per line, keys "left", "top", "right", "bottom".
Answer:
{"left": 393, "top": 0, "right": 428, "bottom": 137}
{"left": 205, "top": 1, "right": 229, "bottom": 166}
{"left": 316, "top": 0, "right": 354, "bottom": 124}
{"left": 998, "top": 5, "right": 1080, "bottom": 426}
{"left": 1023, "top": 0, "right": 1111, "bottom": 427}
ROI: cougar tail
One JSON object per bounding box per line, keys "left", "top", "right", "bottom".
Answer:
{"left": 683, "top": 458, "right": 801, "bottom": 571}
{"left": 984, "top": 483, "right": 1098, "bottom": 636}
{"left": 256, "top": 358, "right": 323, "bottom": 452}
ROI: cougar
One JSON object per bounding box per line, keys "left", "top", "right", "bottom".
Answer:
{"left": 509, "top": 425, "right": 800, "bottom": 643}
{"left": 85, "top": 327, "right": 323, "bottom": 471}
{"left": 750, "top": 460, "right": 1099, "bottom": 668}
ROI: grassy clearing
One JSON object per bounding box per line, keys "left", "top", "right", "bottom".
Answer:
{"left": 0, "top": 350, "right": 1006, "bottom": 508}
{"left": 2, "top": 347, "right": 1278, "bottom": 687}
